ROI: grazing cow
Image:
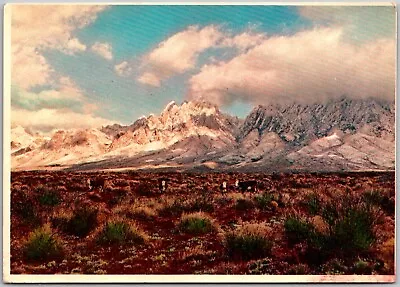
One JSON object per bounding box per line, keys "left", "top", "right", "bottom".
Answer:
{"left": 158, "top": 178, "right": 169, "bottom": 193}
{"left": 235, "top": 180, "right": 258, "bottom": 192}
{"left": 87, "top": 178, "right": 105, "bottom": 192}
{"left": 220, "top": 181, "right": 228, "bottom": 192}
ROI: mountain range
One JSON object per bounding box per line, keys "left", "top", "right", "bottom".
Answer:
{"left": 11, "top": 98, "right": 395, "bottom": 172}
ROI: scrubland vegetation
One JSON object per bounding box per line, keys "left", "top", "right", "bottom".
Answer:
{"left": 10, "top": 171, "right": 394, "bottom": 275}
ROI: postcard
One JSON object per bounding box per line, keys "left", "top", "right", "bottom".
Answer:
{"left": 3, "top": 3, "right": 396, "bottom": 283}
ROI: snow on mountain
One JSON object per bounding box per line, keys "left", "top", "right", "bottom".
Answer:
{"left": 11, "top": 126, "right": 49, "bottom": 155}
{"left": 12, "top": 128, "right": 112, "bottom": 169}
{"left": 11, "top": 98, "right": 395, "bottom": 171}
{"left": 294, "top": 131, "right": 344, "bottom": 155}
{"left": 107, "top": 101, "right": 237, "bottom": 157}
{"left": 239, "top": 97, "right": 394, "bottom": 145}
{"left": 11, "top": 126, "right": 32, "bottom": 151}
{"left": 230, "top": 97, "right": 395, "bottom": 171}
{"left": 287, "top": 131, "right": 395, "bottom": 171}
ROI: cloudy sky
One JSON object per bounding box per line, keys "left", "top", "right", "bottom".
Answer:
{"left": 9, "top": 5, "right": 395, "bottom": 132}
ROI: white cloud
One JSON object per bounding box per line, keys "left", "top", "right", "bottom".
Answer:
{"left": 12, "top": 77, "right": 86, "bottom": 112}
{"left": 138, "top": 25, "right": 223, "bottom": 86}
{"left": 10, "top": 5, "right": 113, "bottom": 133}
{"left": 114, "top": 61, "right": 132, "bottom": 77}
{"left": 91, "top": 42, "right": 113, "bottom": 60}
{"left": 11, "top": 76, "right": 113, "bottom": 133}
{"left": 11, "top": 45, "right": 53, "bottom": 90}
{"left": 12, "top": 108, "right": 113, "bottom": 133}
{"left": 220, "top": 31, "right": 266, "bottom": 51}
{"left": 137, "top": 72, "right": 161, "bottom": 87}
{"left": 188, "top": 27, "right": 395, "bottom": 106}
{"left": 65, "top": 38, "right": 87, "bottom": 54}
{"left": 11, "top": 5, "right": 107, "bottom": 89}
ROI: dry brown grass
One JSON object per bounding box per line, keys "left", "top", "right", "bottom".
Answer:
{"left": 130, "top": 206, "right": 157, "bottom": 220}
{"left": 180, "top": 243, "right": 216, "bottom": 262}
{"left": 10, "top": 171, "right": 395, "bottom": 275}
{"left": 376, "top": 237, "right": 395, "bottom": 273}
{"left": 310, "top": 215, "right": 329, "bottom": 235}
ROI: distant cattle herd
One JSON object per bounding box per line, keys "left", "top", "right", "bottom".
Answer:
{"left": 86, "top": 177, "right": 261, "bottom": 193}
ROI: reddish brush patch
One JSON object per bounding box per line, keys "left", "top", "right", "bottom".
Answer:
{"left": 9, "top": 171, "right": 395, "bottom": 275}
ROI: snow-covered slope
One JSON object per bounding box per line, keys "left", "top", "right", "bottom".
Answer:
{"left": 11, "top": 98, "right": 395, "bottom": 171}
{"left": 239, "top": 97, "right": 394, "bottom": 144}
{"left": 11, "top": 101, "right": 239, "bottom": 169}
{"left": 11, "top": 126, "right": 50, "bottom": 155}
{"left": 287, "top": 131, "right": 395, "bottom": 171}
{"left": 106, "top": 101, "right": 237, "bottom": 157}
{"left": 12, "top": 128, "right": 112, "bottom": 169}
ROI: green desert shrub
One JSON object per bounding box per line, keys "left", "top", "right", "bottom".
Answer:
{"left": 303, "top": 193, "right": 321, "bottom": 215}
{"left": 353, "top": 259, "right": 373, "bottom": 275}
{"left": 254, "top": 193, "right": 273, "bottom": 210}
{"left": 286, "top": 200, "right": 377, "bottom": 258}
{"left": 38, "top": 189, "right": 60, "bottom": 206}
{"left": 97, "top": 219, "right": 147, "bottom": 245}
{"left": 57, "top": 205, "right": 98, "bottom": 237}
{"left": 332, "top": 204, "right": 375, "bottom": 253}
{"left": 224, "top": 223, "right": 273, "bottom": 260}
{"left": 321, "top": 202, "right": 339, "bottom": 227}
{"left": 178, "top": 212, "right": 215, "bottom": 235}
{"left": 284, "top": 216, "right": 315, "bottom": 245}
{"left": 320, "top": 191, "right": 379, "bottom": 255}
{"left": 23, "top": 224, "right": 62, "bottom": 262}
{"left": 284, "top": 216, "right": 328, "bottom": 254}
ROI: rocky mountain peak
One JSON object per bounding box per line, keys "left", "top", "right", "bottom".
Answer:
{"left": 11, "top": 97, "right": 395, "bottom": 172}
{"left": 163, "top": 100, "right": 218, "bottom": 118}
{"left": 105, "top": 100, "right": 236, "bottom": 154}
{"left": 239, "top": 97, "right": 394, "bottom": 144}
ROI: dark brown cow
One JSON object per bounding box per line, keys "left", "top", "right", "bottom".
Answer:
{"left": 235, "top": 180, "right": 258, "bottom": 192}
{"left": 87, "top": 178, "right": 105, "bottom": 191}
